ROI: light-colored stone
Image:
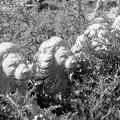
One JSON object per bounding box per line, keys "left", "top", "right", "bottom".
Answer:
{"left": 34, "top": 36, "right": 77, "bottom": 94}
{"left": 0, "top": 42, "right": 33, "bottom": 94}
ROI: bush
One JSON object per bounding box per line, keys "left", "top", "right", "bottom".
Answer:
{"left": 0, "top": 0, "right": 120, "bottom": 120}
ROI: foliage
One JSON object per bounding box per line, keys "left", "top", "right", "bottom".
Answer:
{"left": 0, "top": 0, "right": 120, "bottom": 120}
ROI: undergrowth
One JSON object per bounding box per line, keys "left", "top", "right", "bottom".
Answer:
{"left": 0, "top": 0, "right": 120, "bottom": 120}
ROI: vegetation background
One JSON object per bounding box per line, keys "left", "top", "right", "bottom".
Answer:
{"left": 0, "top": 0, "right": 120, "bottom": 120}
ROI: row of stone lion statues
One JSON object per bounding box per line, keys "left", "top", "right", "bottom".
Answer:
{"left": 0, "top": 36, "right": 77, "bottom": 95}
{"left": 0, "top": 15, "right": 120, "bottom": 95}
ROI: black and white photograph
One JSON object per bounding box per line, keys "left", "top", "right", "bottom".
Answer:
{"left": 0, "top": 0, "right": 120, "bottom": 120}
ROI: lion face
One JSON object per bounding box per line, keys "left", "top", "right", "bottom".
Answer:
{"left": 55, "top": 45, "right": 77, "bottom": 71}
{"left": 14, "top": 63, "right": 33, "bottom": 80}
{"left": 65, "top": 55, "right": 77, "bottom": 71}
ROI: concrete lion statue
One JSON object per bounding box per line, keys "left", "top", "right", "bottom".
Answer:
{"left": 71, "top": 23, "right": 109, "bottom": 58}
{"left": 0, "top": 42, "right": 33, "bottom": 94}
{"left": 34, "top": 36, "right": 77, "bottom": 95}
